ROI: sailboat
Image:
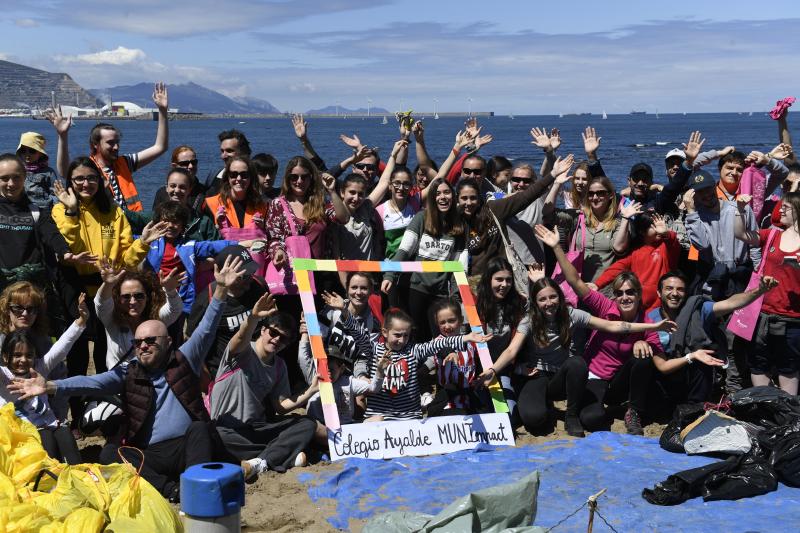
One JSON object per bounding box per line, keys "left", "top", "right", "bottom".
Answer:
{"left": 656, "top": 109, "right": 660, "bottom": 119}
{"left": 381, "top": 116, "right": 388, "bottom": 125}
{"left": 558, "top": 113, "right": 563, "bottom": 118}
{"left": 508, "top": 113, "right": 514, "bottom": 119}
{"left": 602, "top": 110, "right": 608, "bottom": 120}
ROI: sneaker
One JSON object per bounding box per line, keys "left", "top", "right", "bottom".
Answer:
{"left": 241, "top": 458, "right": 267, "bottom": 483}
{"left": 294, "top": 451, "right": 308, "bottom": 468}
{"left": 564, "top": 415, "right": 585, "bottom": 438}
{"left": 167, "top": 484, "right": 181, "bottom": 504}
{"left": 624, "top": 408, "right": 644, "bottom": 436}
{"left": 420, "top": 392, "right": 434, "bottom": 410}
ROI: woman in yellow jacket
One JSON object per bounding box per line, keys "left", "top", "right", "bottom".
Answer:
{"left": 51, "top": 156, "right": 168, "bottom": 433}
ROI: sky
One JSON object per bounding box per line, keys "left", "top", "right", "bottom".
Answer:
{"left": 1, "top": 0, "right": 798, "bottom": 114}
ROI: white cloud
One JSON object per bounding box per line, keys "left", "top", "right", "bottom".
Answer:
{"left": 289, "top": 82, "right": 316, "bottom": 93}
{"left": 14, "top": 18, "right": 39, "bottom": 28}
{"left": 61, "top": 46, "right": 147, "bottom": 65}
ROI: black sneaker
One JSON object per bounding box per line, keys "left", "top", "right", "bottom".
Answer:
{"left": 565, "top": 415, "right": 585, "bottom": 438}
{"left": 167, "top": 484, "right": 181, "bottom": 504}
{"left": 624, "top": 408, "right": 644, "bottom": 436}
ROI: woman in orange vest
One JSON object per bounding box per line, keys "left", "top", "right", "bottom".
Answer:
{"left": 204, "top": 156, "right": 269, "bottom": 274}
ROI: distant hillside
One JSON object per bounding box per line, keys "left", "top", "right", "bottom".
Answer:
{"left": 90, "top": 82, "right": 281, "bottom": 114}
{"left": 305, "top": 105, "right": 390, "bottom": 115}
{"left": 0, "top": 60, "right": 101, "bottom": 109}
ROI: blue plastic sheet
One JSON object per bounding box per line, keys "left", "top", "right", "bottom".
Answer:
{"left": 299, "top": 432, "right": 800, "bottom": 531}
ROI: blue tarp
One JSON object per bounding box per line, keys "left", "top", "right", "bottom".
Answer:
{"left": 299, "top": 432, "right": 800, "bottom": 531}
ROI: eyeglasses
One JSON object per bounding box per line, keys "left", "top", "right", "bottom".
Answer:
{"left": 9, "top": 304, "right": 38, "bottom": 316}
{"left": 391, "top": 181, "right": 412, "bottom": 190}
{"left": 461, "top": 167, "right": 483, "bottom": 176}
{"left": 289, "top": 173, "right": 311, "bottom": 182}
{"left": 511, "top": 176, "right": 533, "bottom": 184}
{"left": 779, "top": 204, "right": 792, "bottom": 213}
{"left": 587, "top": 190, "right": 609, "bottom": 198}
{"left": 175, "top": 159, "right": 198, "bottom": 168}
{"left": 228, "top": 170, "right": 250, "bottom": 181}
{"left": 71, "top": 175, "right": 100, "bottom": 184}
{"left": 354, "top": 163, "right": 376, "bottom": 172}
{"left": 613, "top": 289, "right": 638, "bottom": 297}
{"left": 266, "top": 326, "right": 288, "bottom": 341}
{"left": 119, "top": 292, "right": 146, "bottom": 302}
{"left": 132, "top": 335, "right": 169, "bottom": 347}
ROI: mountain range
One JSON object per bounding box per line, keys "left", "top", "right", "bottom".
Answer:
{"left": 305, "top": 105, "right": 390, "bottom": 115}
{"left": 89, "top": 82, "right": 281, "bottom": 114}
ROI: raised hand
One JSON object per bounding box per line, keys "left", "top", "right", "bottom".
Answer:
{"left": 527, "top": 263, "right": 545, "bottom": 283}
{"left": 380, "top": 279, "right": 393, "bottom": 294}
{"left": 530, "top": 127, "right": 551, "bottom": 150}
{"left": 321, "top": 290, "right": 346, "bottom": 311}
{"left": 758, "top": 275, "right": 779, "bottom": 292}
{"left": 474, "top": 133, "right": 493, "bottom": 150}
{"left": 549, "top": 128, "right": 562, "bottom": 151}
{"left": 412, "top": 121, "right": 425, "bottom": 143}
{"left": 140, "top": 220, "right": 170, "bottom": 244}
{"left": 54, "top": 180, "right": 79, "bottom": 212}
{"left": 620, "top": 200, "right": 643, "bottom": 219}
{"left": 321, "top": 172, "right": 337, "bottom": 192}
{"left": 465, "top": 117, "right": 479, "bottom": 138}
{"left": 252, "top": 292, "right": 278, "bottom": 318}
{"left": 736, "top": 194, "right": 753, "bottom": 211}
{"left": 682, "top": 189, "right": 696, "bottom": 212}
{"left": 152, "top": 82, "right": 168, "bottom": 110}
{"left": 340, "top": 133, "right": 363, "bottom": 151}
{"left": 62, "top": 251, "right": 98, "bottom": 266}
{"left": 552, "top": 154, "right": 575, "bottom": 177}
{"left": 632, "top": 340, "right": 653, "bottom": 359}
{"left": 98, "top": 257, "right": 125, "bottom": 285}
{"left": 453, "top": 130, "right": 474, "bottom": 151}
{"left": 717, "top": 146, "right": 735, "bottom": 158}
{"left": 398, "top": 117, "right": 411, "bottom": 140}
{"left": 682, "top": 130, "right": 705, "bottom": 163}
{"left": 76, "top": 293, "right": 90, "bottom": 325}
{"left": 534, "top": 224, "right": 560, "bottom": 249}
{"left": 299, "top": 314, "right": 308, "bottom": 336}
{"left": 582, "top": 126, "right": 601, "bottom": 156}
{"left": 214, "top": 255, "right": 246, "bottom": 287}
{"left": 7, "top": 369, "right": 46, "bottom": 400}
{"left": 650, "top": 213, "right": 669, "bottom": 235}
{"left": 45, "top": 105, "right": 72, "bottom": 136}
{"left": 291, "top": 114, "right": 307, "bottom": 139}
{"left": 391, "top": 139, "right": 409, "bottom": 159}
{"left": 769, "top": 143, "right": 793, "bottom": 160}
{"left": 159, "top": 267, "right": 187, "bottom": 293}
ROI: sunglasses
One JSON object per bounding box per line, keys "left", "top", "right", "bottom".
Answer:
{"left": 9, "top": 304, "right": 38, "bottom": 316}
{"left": 175, "top": 159, "right": 198, "bottom": 168}
{"left": 119, "top": 292, "right": 146, "bottom": 302}
{"left": 354, "top": 163, "right": 376, "bottom": 171}
{"left": 391, "top": 181, "right": 412, "bottom": 190}
{"left": 18, "top": 147, "right": 38, "bottom": 155}
{"left": 511, "top": 176, "right": 533, "bottom": 184}
{"left": 289, "top": 173, "right": 311, "bottom": 182}
{"left": 72, "top": 175, "right": 100, "bottom": 184}
{"left": 461, "top": 167, "right": 483, "bottom": 176}
{"left": 266, "top": 326, "right": 288, "bottom": 341}
{"left": 587, "top": 190, "right": 609, "bottom": 198}
{"left": 132, "top": 335, "right": 169, "bottom": 347}
{"left": 228, "top": 170, "right": 250, "bottom": 181}
{"left": 613, "top": 289, "right": 638, "bottom": 297}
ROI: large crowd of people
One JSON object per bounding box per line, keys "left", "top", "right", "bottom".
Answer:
{"left": 2, "top": 85, "right": 799, "bottom": 502}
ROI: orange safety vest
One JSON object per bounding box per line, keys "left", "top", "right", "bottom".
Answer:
{"left": 204, "top": 194, "right": 261, "bottom": 229}
{"left": 91, "top": 155, "right": 143, "bottom": 212}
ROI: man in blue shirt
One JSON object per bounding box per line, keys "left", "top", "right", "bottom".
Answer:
{"left": 645, "top": 271, "right": 778, "bottom": 403}
{"left": 10, "top": 255, "right": 248, "bottom": 502}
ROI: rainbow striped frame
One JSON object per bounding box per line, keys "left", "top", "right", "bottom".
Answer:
{"left": 292, "top": 258, "right": 509, "bottom": 430}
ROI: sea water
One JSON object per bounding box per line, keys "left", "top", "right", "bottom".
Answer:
{"left": 0, "top": 113, "right": 795, "bottom": 209}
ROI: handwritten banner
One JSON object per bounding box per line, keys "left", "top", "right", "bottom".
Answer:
{"left": 328, "top": 413, "right": 514, "bottom": 461}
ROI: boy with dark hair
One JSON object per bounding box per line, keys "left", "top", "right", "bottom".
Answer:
{"left": 252, "top": 153, "right": 280, "bottom": 200}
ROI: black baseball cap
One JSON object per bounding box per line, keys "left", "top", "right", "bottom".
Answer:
{"left": 629, "top": 162, "right": 654, "bottom": 180}
{"left": 215, "top": 244, "right": 259, "bottom": 277}
{"left": 689, "top": 170, "right": 715, "bottom": 192}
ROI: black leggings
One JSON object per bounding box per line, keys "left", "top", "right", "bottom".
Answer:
{"left": 514, "top": 356, "right": 588, "bottom": 431}
{"left": 407, "top": 288, "right": 441, "bottom": 343}
{"left": 67, "top": 301, "right": 108, "bottom": 429}
{"left": 39, "top": 426, "right": 82, "bottom": 464}
{"left": 580, "top": 357, "right": 654, "bottom": 431}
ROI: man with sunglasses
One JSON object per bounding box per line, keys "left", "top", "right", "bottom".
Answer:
{"left": 9, "top": 255, "right": 248, "bottom": 502}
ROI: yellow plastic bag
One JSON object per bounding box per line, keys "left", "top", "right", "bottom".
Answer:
{"left": 0, "top": 502, "right": 52, "bottom": 533}
{"left": 38, "top": 507, "right": 105, "bottom": 533}
{"left": 33, "top": 465, "right": 110, "bottom": 520}
{"left": 0, "top": 472, "right": 16, "bottom": 504}
{"left": 106, "top": 448, "right": 182, "bottom": 533}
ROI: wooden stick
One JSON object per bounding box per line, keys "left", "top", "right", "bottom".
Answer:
{"left": 587, "top": 488, "right": 607, "bottom": 533}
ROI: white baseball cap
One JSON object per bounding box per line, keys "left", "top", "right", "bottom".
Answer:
{"left": 664, "top": 148, "right": 686, "bottom": 161}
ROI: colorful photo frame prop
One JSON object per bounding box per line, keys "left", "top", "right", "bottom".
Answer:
{"left": 292, "top": 258, "right": 513, "bottom": 461}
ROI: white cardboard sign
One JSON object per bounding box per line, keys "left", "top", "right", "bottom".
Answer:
{"left": 328, "top": 413, "right": 515, "bottom": 461}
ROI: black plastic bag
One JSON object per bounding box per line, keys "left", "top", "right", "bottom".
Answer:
{"left": 642, "top": 458, "right": 737, "bottom": 505}
{"left": 730, "top": 386, "right": 800, "bottom": 428}
{"left": 702, "top": 450, "right": 778, "bottom": 501}
{"left": 759, "top": 420, "right": 800, "bottom": 487}
{"left": 659, "top": 402, "right": 706, "bottom": 453}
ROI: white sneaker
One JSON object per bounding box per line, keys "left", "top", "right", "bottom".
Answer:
{"left": 241, "top": 458, "right": 268, "bottom": 482}
{"left": 294, "top": 451, "right": 308, "bottom": 468}
{"left": 421, "top": 392, "right": 434, "bottom": 409}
